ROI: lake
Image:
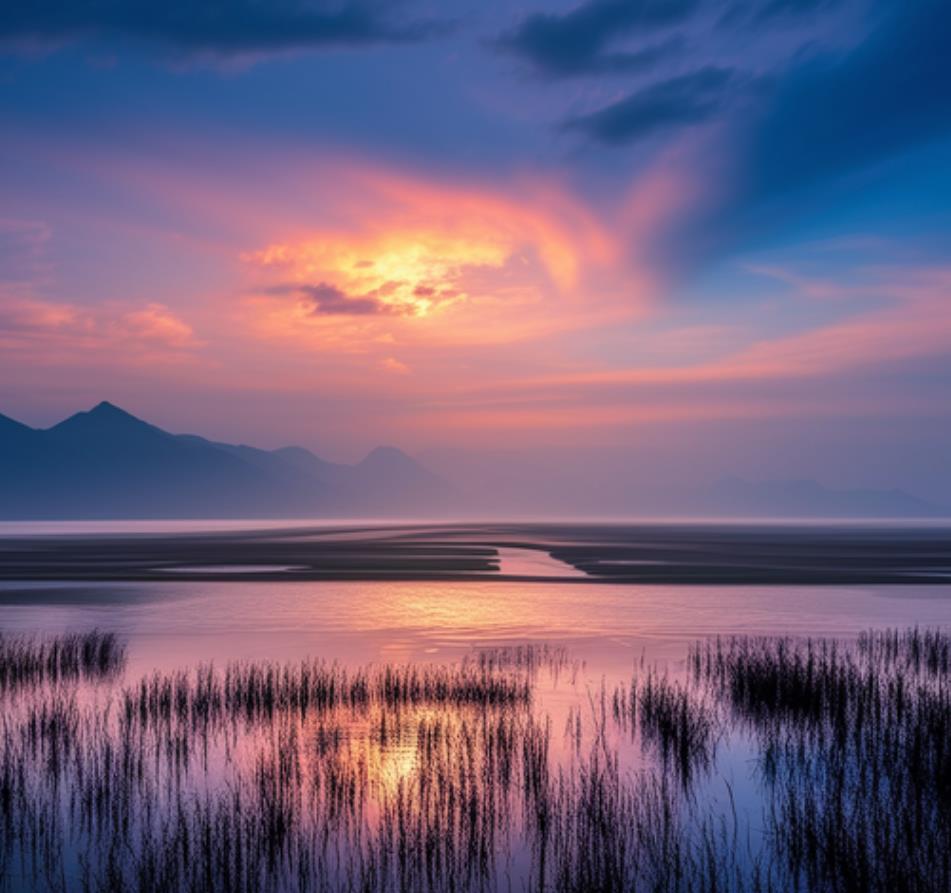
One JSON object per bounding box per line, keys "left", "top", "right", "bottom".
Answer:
{"left": 1, "top": 521, "right": 950, "bottom": 891}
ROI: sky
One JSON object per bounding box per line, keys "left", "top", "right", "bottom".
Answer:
{"left": 1, "top": 0, "right": 950, "bottom": 501}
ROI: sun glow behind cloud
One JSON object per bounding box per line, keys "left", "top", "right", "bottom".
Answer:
{"left": 236, "top": 162, "right": 637, "bottom": 353}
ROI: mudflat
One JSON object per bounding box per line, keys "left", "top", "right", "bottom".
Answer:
{"left": 0, "top": 521, "right": 949, "bottom": 584}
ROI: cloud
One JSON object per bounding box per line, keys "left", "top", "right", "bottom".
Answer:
{"left": 750, "top": 0, "right": 845, "bottom": 24}
{"left": 381, "top": 356, "right": 410, "bottom": 374}
{"left": 381, "top": 256, "right": 951, "bottom": 446}
{"left": 741, "top": 0, "right": 951, "bottom": 199}
{"left": 718, "top": 0, "right": 847, "bottom": 27}
{"left": 717, "top": 267, "right": 951, "bottom": 381}
{"left": 0, "top": 296, "right": 198, "bottom": 358}
{"left": 662, "top": 0, "right": 951, "bottom": 269}
{"left": 510, "top": 264, "right": 951, "bottom": 391}
{"left": 496, "top": 0, "right": 699, "bottom": 77}
{"left": 267, "top": 282, "right": 395, "bottom": 316}
{"left": 0, "top": 0, "right": 444, "bottom": 58}
{"left": 563, "top": 66, "right": 735, "bottom": 144}
{"left": 236, "top": 161, "right": 635, "bottom": 348}
{"left": 304, "top": 282, "right": 390, "bottom": 316}
{"left": 117, "top": 302, "right": 196, "bottom": 348}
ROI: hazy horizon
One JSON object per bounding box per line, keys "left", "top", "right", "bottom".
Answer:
{"left": 2, "top": 399, "right": 947, "bottom": 518}
{"left": 8, "top": 398, "right": 951, "bottom": 504}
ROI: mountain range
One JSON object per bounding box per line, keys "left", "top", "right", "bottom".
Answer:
{"left": 0, "top": 402, "right": 452, "bottom": 519}
{"left": 0, "top": 402, "right": 945, "bottom": 520}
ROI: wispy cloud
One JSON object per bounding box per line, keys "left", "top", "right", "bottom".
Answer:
{"left": 0, "top": 296, "right": 199, "bottom": 363}
{"left": 563, "top": 67, "right": 736, "bottom": 145}
{"left": 0, "top": 0, "right": 446, "bottom": 60}
{"left": 495, "top": 0, "right": 699, "bottom": 78}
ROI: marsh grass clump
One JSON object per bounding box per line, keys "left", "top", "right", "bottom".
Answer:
{"left": 610, "top": 667, "right": 718, "bottom": 788}
{"left": 120, "top": 660, "right": 532, "bottom": 732}
{"left": 692, "top": 635, "right": 855, "bottom": 725}
{"left": 635, "top": 671, "right": 718, "bottom": 786}
{"left": 698, "top": 628, "right": 951, "bottom": 893}
{"left": 469, "top": 643, "right": 576, "bottom": 681}
{"left": 0, "top": 630, "right": 125, "bottom": 690}
{"left": 857, "top": 626, "right": 951, "bottom": 675}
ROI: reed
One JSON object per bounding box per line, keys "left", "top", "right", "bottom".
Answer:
{"left": 635, "top": 670, "right": 717, "bottom": 786}
{"left": 697, "top": 629, "right": 951, "bottom": 892}
{"left": 0, "top": 630, "right": 125, "bottom": 690}
{"left": 0, "top": 628, "right": 948, "bottom": 892}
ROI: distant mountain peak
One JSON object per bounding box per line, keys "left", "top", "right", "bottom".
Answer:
{"left": 50, "top": 400, "right": 161, "bottom": 438}
{"left": 88, "top": 400, "right": 135, "bottom": 419}
{"left": 357, "top": 446, "right": 435, "bottom": 478}
{"left": 361, "top": 445, "right": 411, "bottom": 464}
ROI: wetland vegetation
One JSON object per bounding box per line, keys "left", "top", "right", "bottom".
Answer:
{"left": 0, "top": 626, "right": 948, "bottom": 891}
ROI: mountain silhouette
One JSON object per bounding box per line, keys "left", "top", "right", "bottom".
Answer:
{"left": 0, "top": 402, "right": 452, "bottom": 519}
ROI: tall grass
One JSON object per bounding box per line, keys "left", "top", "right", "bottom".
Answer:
{"left": 0, "top": 630, "right": 949, "bottom": 892}
{"left": 120, "top": 659, "right": 531, "bottom": 733}
{"left": 0, "top": 630, "right": 124, "bottom": 690}
{"left": 696, "top": 628, "right": 951, "bottom": 892}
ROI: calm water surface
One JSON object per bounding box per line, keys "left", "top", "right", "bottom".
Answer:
{"left": 2, "top": 523, "right": 950, "bottom": 891}
{"left": 2, "top": 577, "right": 950, "bottom": 675}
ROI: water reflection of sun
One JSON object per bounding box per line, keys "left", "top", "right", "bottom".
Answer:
{"left": 305, "top": 704, "right": 452, "bottom": 804}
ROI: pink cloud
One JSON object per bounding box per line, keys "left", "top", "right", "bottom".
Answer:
{"left": 0, "top": 295, "right": 200, "bottom": 365}
{"left": 234, "top": 161, "right": 635, "bottom": 350}
{"left": 376, "top": 263, "right": 951, "bottom": 441}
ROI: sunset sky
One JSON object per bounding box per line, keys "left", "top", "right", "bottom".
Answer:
{"left": 1, "top": 0, "right": 949, "bottom": 500}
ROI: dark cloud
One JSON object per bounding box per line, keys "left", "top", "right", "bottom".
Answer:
{"left": 563, "top": 66, "right": 735, "bottom": 144}
{"left": 496, "top": 0, "right": 699, "bottom": 78}
{"left": 271, "top": 282, "right": 393, "bottom": 316}
{"left": 754, "top": 0, "right": 841, "bottom": 21}
{"left": 718, "top": 0, "right": 845, "bottom": 27}
{"left": 752, "top": 0, "right": 842, "bottom": 23}
{"left": 741, "top": 0, "right": 951, "bottom": 198}
{"left": 656, "top": 1, "right": 951, "bottom": 276}
{"left": 0, "top": 0, "right": 444, "bottom": 57}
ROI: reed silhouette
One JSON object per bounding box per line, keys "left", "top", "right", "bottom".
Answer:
{"left": 0, "top": 630, "right": 948, "bottom": 892}
{"left": 0, "top": 630, "right": 124, "bottom": 690}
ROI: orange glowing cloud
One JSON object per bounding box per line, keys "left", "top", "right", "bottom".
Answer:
{"left": 41, "top": 143, "right": 702, "bottom": 365}
{"left": 233, "top": 162, "right": 657, "bottom": 352}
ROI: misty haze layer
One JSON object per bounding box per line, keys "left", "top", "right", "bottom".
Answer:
{"left": 0, "top": 402, "right": 943, "bottom": 519}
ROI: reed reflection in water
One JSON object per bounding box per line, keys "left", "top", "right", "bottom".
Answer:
{"left": 0, "top": 629, "right": 949, "bottom": 892}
